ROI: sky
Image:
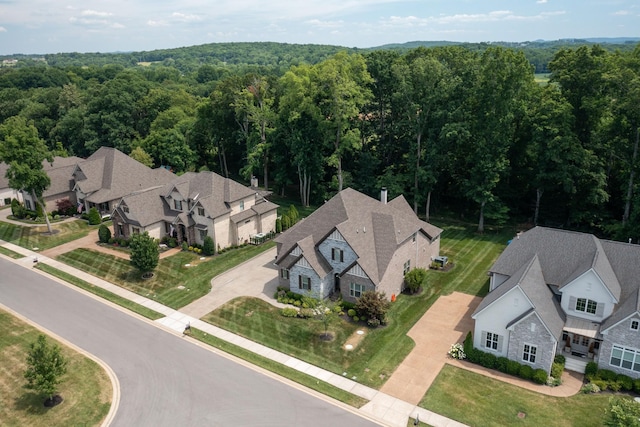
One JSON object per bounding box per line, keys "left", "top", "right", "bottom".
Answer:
{"left": 0, "top": 0, "right": 638, "bottom": 55}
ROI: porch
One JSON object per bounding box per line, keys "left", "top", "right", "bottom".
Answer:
{"left": 560, "top": 316, "right": 601, "bottom": 374}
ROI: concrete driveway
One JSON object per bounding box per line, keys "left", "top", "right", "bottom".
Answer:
{"left": 180, "top": 246, "right": 282, "bottom": 318}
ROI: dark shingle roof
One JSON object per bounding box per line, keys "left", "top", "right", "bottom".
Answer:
{"left": 274, "top": 188, "right": 442, "bottom": 284}
{"left": 42, "top": 156, "right": 83, "bottom": 197}
{"left": 75, "top": 147, "right": 174, "bottom": 203}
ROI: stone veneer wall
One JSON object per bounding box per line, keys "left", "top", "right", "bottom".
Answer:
{"left": 507, "top": 314, "right": 556, "bottom": 373}
{"left": 599, "top": 315, "right": 640, "bottom": 379}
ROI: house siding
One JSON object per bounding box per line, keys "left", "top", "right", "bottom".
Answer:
{"left": 290, "top": 263, "right": 328, "bottom": 299}
{"left": 473, "top": 287, "right": 532, "bottom": 357}
{"left": 507, "top": 315, "right": 556, "bottom": 373}
{"left": 213, "top": 215, "right": 231, "bottom": 249}
{"left": 560, "top": 270, "right": 616, "bottom": 322}
{"left": 600, "top": 315, "right": 640, "bottom": 379}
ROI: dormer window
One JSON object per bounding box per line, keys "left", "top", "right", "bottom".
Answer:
{"left": 331, "top": 248, "right": 344, "bottom": 262}
{"left": 197, "top": 207, "right": 205, "bottom": 216}
{"left": 240, "top": 200, "right": 245, "bottom": 211}
{"left": 174, "top": 200, "right": 182, "bottom": 210}
{"left": 123, "top": 205, "right": 129, "bottom": 213}
{"left": 632, "top": 320, "right": 639, "bottom": 331}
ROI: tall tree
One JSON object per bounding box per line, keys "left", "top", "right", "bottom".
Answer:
{"left": 313, "top": 52, "right": 373, "bottom": 192}
{"left": 0, "top": 116, "right": 54, "bottom": 233}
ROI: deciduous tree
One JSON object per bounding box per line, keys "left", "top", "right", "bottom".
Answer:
{"left": 24, "top": 334, "right": 67, "bottom": 405}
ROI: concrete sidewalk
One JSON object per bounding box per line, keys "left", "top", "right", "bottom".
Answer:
{"left": 0, "top": 238, "right": 467, "bottom": 427}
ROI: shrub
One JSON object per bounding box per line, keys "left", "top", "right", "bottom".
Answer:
{"left": 506, "top": 360, "right": 521, "bottom": 376}
{"left": 88, "top": 207, "right": 101, "bottom": 225}
{"left": 347, "top": 309, "right": 357, "bottom": 318}
{"left": 11, "top": 198, "right": 26, "bottom": 219}
{"left": 533, "top": 369, "right": 548, "bottom": 385}
{"left": 581, "top": 383, "right": 601, "bottom": 393}
{"left": 367, "top": 318, "right": 381, "bottom": 327}
{"left": 463, "top": 331, "right": 473, "bottom": 354}
{"left": 448, "top": 343, "right": 466, "bottom": 360}
{"left": 275, "top": 218, "right": 282, "bottom": 233}
{"left": 598, "top": 369, "right": 617, "bottom": 382}
{"left": 355, "top": 290, "right": 390, "bottom": 324}
{"left": 554, "top": 354, "right": 566, "bottom": 365}
{"left": 465, "top": 347, "right": 482, "bottom": 364}
{"left": 341, "top": 301, "right": 356, "bottom": 311}
{"left": 479, "top": 352, "right": 497, "bottom": 369}
{"left": 168, "top": 237, "right": 177, "bottom": 248}
{"left": 404, "top": 268, "right": 428, "bottom": 294}
{"left": 293, "top": 300, "right": 301, "bottom": 307}
{"left": 633, "top": 379, "right": 640, "bottom": 394}
{"left": 98, "top": 224, "right": 111, "bottom": 243}
{"left": 496, "top": 357, "right": 510, "bottom": 373}
{"left": 519, "top": 365, "right": 534, "bottom": 380}
{"left": 56, "top": 198, "right": 76, "bottom": 216}
{"left": 591, "top": 379, "right": 608, "bottom": 391}
{"left": 585, "top": 361, "right": 599, "bottom": 378}
{"left": 281, "top": 307, "right": 298, "bottom": 317}
{"left": 203, "top": 236, "right": 215, "bottom": 256}
{"left": 617, "top": 374, "right": 634, "bottom": 391}
{"left": 609, "top": 381, "right": 622, "bottom": 392}
{"left": 352, "top": 316, "right": 359, "bottom": 322}
{"left": 298, "top": 308, "right": 314, "bottom": 318}
{"left": 181, "top": 242, "right": 188, "bottom": 251}
{"left": 551, "top": 362, "right": 564, "bottom": 379}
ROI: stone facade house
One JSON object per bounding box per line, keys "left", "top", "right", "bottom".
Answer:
{"left": 111, "top": 171, "right": 278, "bottom": 250}
{"left": 19, "top": 156, "right": 83, "bottom": 212}
{"left": 472, "top": 226, "right": 640, "bottom": 376}
{"left": 274, "top": 188, "right": 442, "bottom": 302}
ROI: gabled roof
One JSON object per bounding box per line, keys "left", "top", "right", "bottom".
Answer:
{"left": 113, "top": 185, "right": 171, "bottom": 227}
{"left": 42, "top": 156, "right": 83, "bottom": 198}
{"left": 490, "top": 227, "right": 621, "bottom": 301}
{"left": 601, "top": 288, "right": 640, "bottom": 332}
{"left": 161, "top": 171, "right": 257, "bottom": 220}
{"left": 74, "top": 147, "right": 174, "bottom": 203}
{"left": 474, "top": 254, "right": 565, "bottom": 339}
{"left": 274, "top": 188, "right": 443, "bottom": 284}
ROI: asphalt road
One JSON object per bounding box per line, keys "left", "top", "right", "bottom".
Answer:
{"left": 0, "top": 258, "right": 380, "bottom": 426}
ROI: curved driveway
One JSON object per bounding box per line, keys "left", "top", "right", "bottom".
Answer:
{"left": 0, "top": 257, "right": 380, "bottom": 427}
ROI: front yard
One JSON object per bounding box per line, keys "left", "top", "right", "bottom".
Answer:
{"left": 56, "top": 242, "right": 276, "bottom": 309}
{"left": 204, "top": 220, "right": 513, "bottom": 388}
{"left": 0, "top": 219, "right": 95, "bottom": 251}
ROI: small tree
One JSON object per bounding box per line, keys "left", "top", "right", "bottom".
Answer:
{"left": 203, "top": 235, "right": 215, "bottom": 256}
{"left": 130, "top": 232, "right": 159, "bottom": 278}
{"left": 88, "top": 207, "right": 101, "bottom": 225}
{"left": 98, "top": 224, "right": 111, "bottom": 243}
{"left": 355, "top": 290, "right": 391, "bottom": 326}
{"left": 56, "top": 198, "right": 75, "bottom": 216}
{"left": 11, "top": 198, "right": 26, "bottom": 219}
{"left": 315, "top": 299, "right": 336, "bottom": 340}
{"left": 24, "top": 334, "right": 67, "bottom": 406}
{"left": 404, "top": 268, "right": 428, "bottom": 294}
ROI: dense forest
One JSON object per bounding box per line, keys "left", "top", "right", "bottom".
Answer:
{"left": 1, "top": 41, "right": 640, "bottom": 241}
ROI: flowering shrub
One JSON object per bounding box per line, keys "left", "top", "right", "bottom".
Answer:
{"left": 448, "top": 343, "right": 466, "bottom": 360}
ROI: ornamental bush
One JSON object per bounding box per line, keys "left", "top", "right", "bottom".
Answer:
{"left": 281, "top": 307, "right": 298, "bottom": 317}
{"left": 506, "top": 360, "right": 521, "bottom": 376}
{"left": 88, "top": 207, "right": 101, "bottom": 225}
{"left": 551, "top": 362, "right": 564, "bottom": 379}
{"left": 533, "top": 369, "right": 548, "bottom": 384}
{"left": 404, "top": 268, "right": 428, "bottom": 294}
{"left": 448, "top": 343, "right": 466, "bottom": 360}
{"left": 519, "top": 364, "right": 534, "bottom": 380}
{"left": 98, "top": 224, "right": 111, "bottom": 243}
{"left": 203, "top": 236, "right": 215, "bottom": 256}
{"left": 355, "top": 290, "right": 390, "bottom": 324}
{"left": 347, "top": 309, "right": 356, "bottom": 317}
{"left": 585, "top": 361, "right": 599, "bottom": 378}
{"left": 496, "top": 357, "right": 510, "bottom": 373}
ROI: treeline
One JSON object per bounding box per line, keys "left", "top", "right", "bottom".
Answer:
{"left": 1, "top": 43, "right": 640, "bottom": 241}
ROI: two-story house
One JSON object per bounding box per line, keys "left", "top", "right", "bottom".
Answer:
{"left": 472, "top": 227, "right": 640, "bottom": 376}
{"left": 274, "top": 188, "right": 442, "bottom": 302}
{"left": 111, "top": 171, "right": 278, "bottom": 250}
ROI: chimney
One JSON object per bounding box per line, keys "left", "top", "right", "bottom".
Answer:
{"left": 380, "top": 187, "right": 388, "bottom": 204}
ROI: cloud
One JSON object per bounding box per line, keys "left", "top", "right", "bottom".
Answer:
{"left": 536, "top": 0, "right": 548, "bottom": 4}
{"left": 382, "top": 9, "right": 566, "bottom": 28}
{"left": 147, "top": 20, "right": 169, "bottom": 27}
{"left": 305, "top": 19, "right": 345, "bottom": 28}
{"left": 171, "top": 12, "right": 203, "bottom": 23}
{"left": 612, "top": 10, "right": 630, "bottom": 16}
{"left": 81, "top": 10, "right": 113, "bottom": 17}
{"left": 0, "top": 26, "right": 6, "bottom": 32}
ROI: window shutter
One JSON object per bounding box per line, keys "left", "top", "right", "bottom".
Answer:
{"left": 340, "top": 250, "right": 344, "bottom": 262}
{"left": 569, "top": 296, "right": 576, "bottom": 311}
{"left": 497, "top": 335, "right": 504, "bottom": 353}
{"left": 596, "top": 302, "right": 604, "bottom": 317}
{"left": 481, "top": 331, "right": 487, "bottom": 348}
{"left": 298, "top": 275, "right": 302, "bottom": 289}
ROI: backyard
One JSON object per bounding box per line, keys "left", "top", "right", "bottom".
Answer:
{"left": 0, "top": 309, "right": 112, "bottom": 427}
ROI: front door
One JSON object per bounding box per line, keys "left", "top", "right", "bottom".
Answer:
{"left": 334, "top": 273, "right": 340, "bottom": 293}
{"left": 571, "top": 334, "right": 590, "bottom": 355}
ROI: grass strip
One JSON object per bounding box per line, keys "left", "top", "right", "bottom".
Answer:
{"left": 0, "top": 246, "right": 23, "bottom": 259}
{"left": 190, "top": 328, "right": 367, "bottom": 408}
{"left": 0, "top": 309, "right": 111, "bottom": 427}
{"left": 36, "top": 263, "right": 164, "bottom": 320}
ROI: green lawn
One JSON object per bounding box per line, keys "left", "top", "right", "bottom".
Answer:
{"left": 0, "top": 309, "right": 111, "bottom": 426}
{"left": 203, "top": 220, "right": 514, "bottom": 388}
{"left": 421, "top": 365, "right": 611, "bottom": 426}
{"left": 0, "top": 219, "right": 95, "bottom": 251}
{"left": 56, "top": 242, "right": 276, "bottom": 309}
{"left": 0, "top": 245, "right": 23, "bottom": 259}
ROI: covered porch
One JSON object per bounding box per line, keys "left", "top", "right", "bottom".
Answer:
{"left": 558, "top": 316, "right": 601, "bottom": 373}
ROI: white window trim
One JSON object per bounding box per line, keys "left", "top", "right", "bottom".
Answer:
{"left": 522, "top": 343, "right": 537, "bottom": 364}
{"left": 631, "top": 320, "right": 639, "bottom": 331}
{"left": 349, "top": 282, "right": 364, "bottom": 298}
{"left": 610, "top": 345, "right": 640, "bottom": 373}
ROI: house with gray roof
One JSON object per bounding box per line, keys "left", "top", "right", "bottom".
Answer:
{"left": 16, "top": 156, "right": 82, "bottom": 212}
{"left": 72, "top": 147, "right": 174, "bottom": 215}
{"left": 111, "top": 171, "right": 278, "bottom": 250}
{"left": 274, "top": 188, "right": 442, "bottom": 302}
{"left": 472, "top": 226, "right": 640, "bottom": 376}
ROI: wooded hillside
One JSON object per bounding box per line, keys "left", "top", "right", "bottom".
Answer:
{"left": 1, "top": 41, "right": 640, "bottom": 240}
